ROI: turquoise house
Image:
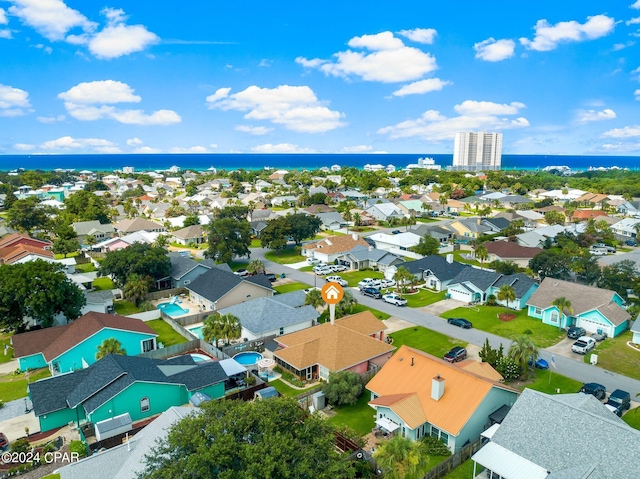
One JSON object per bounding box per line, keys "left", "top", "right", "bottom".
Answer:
{"left": 12, "top": 312, "right": 158, "bottom": 373}
{"left": 29, "top": 354, "right": 243, "bottom": 432}
{"left": 526, "top": 277, "right": 631, "bottom": 338}
{"left": 446, "top": 270, "right": 538, "bottom": 310}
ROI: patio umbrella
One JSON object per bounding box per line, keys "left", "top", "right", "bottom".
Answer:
{"left": 257, "top": 358, "right": 275, "bottom": 369}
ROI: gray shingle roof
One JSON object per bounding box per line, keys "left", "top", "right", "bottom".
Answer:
{"left": 492, "top": 273, "right": 537, "bottom": 299}
{"left": 271, "top": 290, "right": 307, "bottom": 308}
{"left": 218, "top": 298, "right": 319, "bottom": 335}
{"left": 186, "top": 267, "right": 273, "bottom": 302}
{"left": 30, "top": 355, "right": 229, "bottom": 417}
{"left": 344, "top": 245, "right": 401, "bottom": 263}
{"left": 397, "top": 255, "right": 467, "bottom": 281}
{"left": 489, "top": 389, "right": 640, "bottom": 478}
{"left": 449, "top": 268, "right": 502, "bottom": 292}
{"left": 169, "top": 252, "right": 209, "bottom": 279}
{"left": 72, "top": 220, "right": 115, "bottom": 236}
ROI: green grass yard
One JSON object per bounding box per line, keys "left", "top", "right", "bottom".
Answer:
{"left": 113, "top": 301, "right": 143, "bottom": 316}
{"left": 0, "top": 368, "right": 51, "bottom": 402}
{"left": 516, "top": 368, "right": 583, "bottom": 395}
{"left": 264, "top": 246, "right": 306, "bottom": 264}
{"left": 299, "top": 265, "right": 314, "bottom": 272}
{"left": 583, "top": 331, "right": 640, "bottom": 380}
{"left": 75, "top": 262, "right": 97, "bottom": 273}
{"left": 404, "top": 289, "right": 447, "bottom": 308}
{"left": 274, "top": 282, "right": 310, "bottom": 294}
{"left": 441, "top": 459, "right": 476, "bottom": 479}
{"left": 250, "top": 238, "right": 262, "bottom": 248}
{"left": 442, "top": 306, "right": 565, "bottom": 349}
{"left": 339, "top": 270, "right": 385, "bottom": 288}
{"left": 146, "top": 319, "right": 189, "bottom": 347}
{"left": 269, "top": 379, "right": 318, "bottom": 397}
{"left": 389, "top": 327, "right": 466, "bottom": 358}
{"left": 622, "top": 409, "right": 640, "bottom": 430}
{"left": 327, "top": 392, "right": 375, "bottom": 436}
{"left": 318, "top": 304, "right": 391, "bottom": 322}
{"left": 92, "top": 277, "right": 114, "bottom": 291}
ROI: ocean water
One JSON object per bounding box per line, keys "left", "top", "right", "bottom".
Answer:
{"left": 0, "top": 153, "right": 639, "bottom": 172}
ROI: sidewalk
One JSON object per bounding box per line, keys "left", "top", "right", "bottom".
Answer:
{"left": 0, "top": 358, "right": 18, "bottom": 375}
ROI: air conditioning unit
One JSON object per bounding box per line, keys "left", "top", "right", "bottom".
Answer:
{"left": 312, "top": 391, "right": 326, "bottom": 410}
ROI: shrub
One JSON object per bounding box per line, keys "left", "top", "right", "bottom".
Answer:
{"left": 421, "top": 436, "right": 451, "bottom": 456}
{"left": 322, "top": 371, "right": 363, "bottom": 406}
{"left": 69, "top": 440, "right": 87, "bottom": 458}
{"left": 10, "top": 438, "right": 30, "bottom": 454}
{"left": 486, "top": 294, "right": 497, "bottom": 306}
{"left": 245, "top": 375, "right": 256, "bottom": 386}
{"left": 496, "top": 356, "right": 521, "bottom": 382}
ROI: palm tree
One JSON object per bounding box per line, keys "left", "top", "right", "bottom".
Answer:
{"left": 508, "top": 335, "right": 538, "bottom": 379}
{"left": 353, "top": 212, "right": 362, "bottom": 227}
{"left": 85, "top": 234, "right": 97, "bottom": 250}
{"left": 474, "top": 244, "right": 488, "bottom": 270}
{"left": 438, "top": 194, "right": 448, "bottom": 212}
{"left": 335, "top": 290, "right": 358, "bottom": 319}
{"left": 496, "top": 284, "right": 516, "bottom": 312}
{"left": 305, "top": 289, "right": 326, "bottom": 313}
{"left": 393, "top": 266, "right": 415, "bottom": 293}
{"left": 247, "top": 259, "right": 265, "bottom": 275}
{"left": 342, "top": 209, "right": 353, "bottom": 232}
{"left": 219, "top": 313, "right": 242, "bottom": 345}
{"left": 202, "top": 313, "right": 225, "bottom": 346}
{"left": 373, "top": 435, "right": 430, "bottom": 479}
{"left": 551, "top": 297, "right": 574, "bottom": 330}
{"left": 96, "top": 338, "right": 126, "bottom": 360}
{"left": 123, "top": 274, "right": 150, "bottom": 307}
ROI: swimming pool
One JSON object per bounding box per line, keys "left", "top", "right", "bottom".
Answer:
{"left": 157, "top": 302, "right": 190, "bottom": 317}
{"left": 190, "top": 353, "right": 211, "bottom": 362}
{"left": 233, "top": 352, "right": 262, "bottom": 366}
{"left": 187, "top": 324, "right": 203, "bottom": 339}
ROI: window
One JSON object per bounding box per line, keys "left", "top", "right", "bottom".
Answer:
{"left": 534, "top": 307, "right": 542, "bottom": 315}
{"left": 550, "top": 311, "right": 559, "bottom": 324}
{"left": 142, "top": 339, "right": 155, "bottom": 352}
{"left": 279, "top": 327, "right": 284, "bottom": 335}
{"left": 430, "top": 426, "right": 440, "bottom": 438}
{"left": 440, "top": 431, "right": 449, "bottom": 445}
{"left": 140, "top": 397, "right": 150, "bottom": 413}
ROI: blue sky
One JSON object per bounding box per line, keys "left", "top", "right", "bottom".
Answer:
{"left": 1, "top": 0, "right": 640, "bottom": 156}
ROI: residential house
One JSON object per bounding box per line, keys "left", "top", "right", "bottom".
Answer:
{"left": 481, "top": 217, "right": 511, "bottom": 232}
{"left": 113, "top": 218, "right": 166, "bottom": 235}
{"left": 29, "top": 354, "right": 241, "bottom": 432}
{"left": 217, "top": 291, "right": 319, "bottom": 341}
{"left": 617, "top": 200, "right": 640, "bottom": 217}
{"left": 0, "top": 232, "right": 52, "bottom": 251}
{"left": 632, "top": 316, "right": 640, "bottom": 344}
{"left": 335, "top": 245, "right": 404, "bottom": 273}
{"left": 0, "top": 243, "right": 55, "bottom": 265}
{"left": 526, "top": 277, "right": 630, "bottom": 337}
{"left": 611, "top": 217, "right": 640, "bottom": 240}
{"left": 571, "top": 209, "right": 609, "bottom": 221}
{"left": 366, "top": 345, "right": 519, "bottom": 452}
{"left": 446, "top": 218, "right": 493, "bottom": 240}
{"left": 485, "top": 241, "right": 542, "bottom": 267}
{"left": 496, "top": 211, "right": 545, "bottom": 230}
{"left": 574, "top": 192, "right": 611, "bottom": 209}
{"left": 81, "top": 290, "right": 114, "bottom": 315}
{"left": 72, "top": 220, "right": 115, "bottom": 245}
{"left": 397, "top": 200, "right": 426, "bottom": 217}
{"left": 170, "top": 224, "right": 205, "bottom": 246}
{"left": 273, "top": 311, "right": 394, "bottom": 381}
{"left": 447, "top": 269, "right": 538, "bottom": 309}
{"left": 301, "top": 233, "right": 369, "bottom": 264}
{"left": 186, "top": 267, "right": 274, "bottom": 312}
{"left": 12, "top": 312, "right": 157, "bottom": 373}
{"left": 166, "top": 252, "right": 215, "bottom": 288}
{"left": 387, "top": 255, "right": 467, "bottom": 291}
{"left": 93, "top": 231, "right": 158, "bottom": 253}
{"left": 367, "top": 232, "right": 422, "bottom": 252}
{"left": 471, "top": 389, "right": 640, "bottom": 479}
{"left": 409, "top": 224, "right": 454, "bottom": 244}
{"left": 57, "top": 406, "right": 197, "bottom": 479}
{"left": 537, "top": 188, "right": 587, "bottom": 201}
{"left": 365, "top": 203, "right": 404, "bottom": 222}
{"left": 315, "top": 211, "right": 348, "bottom": 231}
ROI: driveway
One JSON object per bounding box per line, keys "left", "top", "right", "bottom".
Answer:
{"left": 0, "top": 411, "right": 40, "bottom": 443}
{"left": 381, "top": 317, "right": 415, "bottom": 334}
{"left": 546, "top": 338, "right": 584, "bottom": 362}
{"left": 421, "top": 298, "right": 466, "bottom": 316}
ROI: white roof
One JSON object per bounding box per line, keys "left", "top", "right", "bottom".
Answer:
{"left": 219, "top": 358, "right": 247, "bottom": 376}
{"left": 481, "top": 423, "right": 500, "bottom": 439}
{"left": 472, "top": 442, "right": 548, "bottom": 479}
{"left": 368, "top": 232, "right": 421, "bottom": 247}
{"left": 376, "top": 417, "right": 400, "bottom": 433}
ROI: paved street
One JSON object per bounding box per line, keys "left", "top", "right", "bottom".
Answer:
{"left": 255, "top": 247, "right": 640, "bottom": 397}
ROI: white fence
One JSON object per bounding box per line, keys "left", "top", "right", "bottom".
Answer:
{"left": 127, "top": 310, "right": 162, "bottom": 321}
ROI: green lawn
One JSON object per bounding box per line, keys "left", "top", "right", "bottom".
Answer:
{"left": 75, "top": 262, "right": 97, "bottom": 273}
{"left": 441, "top": 458, "right": 476, "bottom": 479}
{"left": 0, "top": 369, "right": 51, "bottom": 402}
{"left": 517, "top": 368, "right": 583, "bottom": 395}
{"left": 0, "top": 334, "right": 14, "bottom": 363}
{"left": 442, "top": 306, "right": 565, "bottom": 349}
{"left": 264, "top": 246, "right": 306, "bottom": 264}
{"left": 92, "top": 277, "right": 115, "bottom": 291}
{"left": 340, "top": 270, "right": 385, "bottom": 287}
{"left": 318, "top": 304, "right": 391, "bottom": 322}
{"left": 274, "top": 282, "right": 310, "bottom": 294}
{"left": 327, "top": 392, "right": 375, "bottom": 436}
{"left": 250, "top": 238, "right": 262, "bottom": 248}
{"left": 415, "top": 218, "right": 438, "bottom": 223}
{"left": 389, "top": 327, "right": 466, "bottom": 358}
{"left": 622, "top": 409, "right": 640, "bottom": 430}
{"left": 405, "top": 289, "right": 447, "bottom": 308}
{"left": 113, "top": 300, "right": 143, "bottom": 316}
{"left": 270, "top": 379, "right": 300, "bottom": 397}
{"left": 53, "top": 251, "right": 81, "bottom": 260}
{"left": 583, "top": 331, "right": 640, "bottom": 380}
{"left": 146, "top": 319, "right": 189, "bottom": 347}
{"left": 299, "top": 265, "right": 314, "bottom": 272}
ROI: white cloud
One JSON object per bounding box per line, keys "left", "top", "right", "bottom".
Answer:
{"left": 37, "top": 114, "right": 65, "bottom": 123}
{"left": 0, "top": 29, "right": 11, "bottom": 39}
{"left": 342, "top": 145, "right": 373, "bottom": 153}
{"left": 40, "top": 136, "right": 120, "bottom": 152}
{"left": 0, "top": 8, "right": 7, "bottom": 24}
{"left": 520, "top": 14, "right": 615, "bottom": 51}
{"left": 636, "top": 88, "right": 640, "bottom": 99}
{"left": 58, "top": 80, "right": 180, "bottom": 125}
{"left": 126, "top": 137, "right": 144, "bottom": 146}
{"left": 168, "top": 146, "right": 209, "bottom": 153}
{"left": 235, "top": 125, "right": 273, "bottom": 135}
{"left": 632, "top": 1, "right": 640, "bottom": 9}
{"left": 0, "top": 84, "right": 31, "bottom": 116}
{"left": 296, "top": 31, "right": 437, "bottom": 83}
{"left": 13, "top": 143, "right": 35, "bottom": 151}
{"left": 613, "top": 41, "right": 635, "bottom": 50}
{"left": 601, "top": 125, "right": 640, "bottom": 138}
{"left": 206, "top": 85, "right": 345, "bottom": 133}
{"left": 133, "top": 146, "right": 162, "bottom": 154}
{"left": 259, "top": 59, "right": 272, "bottom": 67}
{"left": 88, "top": 8, "right": 159, "bottom": 59}
{"left": 627, "top": 17, "right": 640, "bottom": 25}
{"left": 391, "top": 78, "right": 451, "bottom": 97}
{"left": 9, "top": 0, "right": 97, "bottom": 41}
{"left": 474, "top": 38, "right": 516, "bottom": 62}
{"left": 378, "top": 100, "right": 528, "bottom": 141}
{"left": 576, "top": 108, "right": 616, "bottom": 123}
{"left": 251, "top": 143, "right": 315, "bottom": 153}
{"left": 397, "top": 28, "right": 437, "bottom": 44}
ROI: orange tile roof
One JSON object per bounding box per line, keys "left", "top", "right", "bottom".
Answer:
{"left": 301, "top": 234, "right": 369, "bottom": 255}
{"left": 366, "top": 345, "right": 517, "bottom": 434}
{"left": 274, "top": 312, "right": 394, "bottom": 371}
{"left": 572, "top": 209, "right": 608, "bottom": 219}
{"left": 0, "top": 244, "right": 54, "bottom": 264}
{"left": 457, "top": 360, "right": 504, "bottom": 382}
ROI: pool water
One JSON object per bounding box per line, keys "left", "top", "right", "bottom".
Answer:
{"left": 157, "top": 302, "right": 190, "bottom": 317}
{"left": 233, "top": 352, "right": 262, "bottom": 366}
{"left": 187, "top": 325, "right": 203, "bottom": 339}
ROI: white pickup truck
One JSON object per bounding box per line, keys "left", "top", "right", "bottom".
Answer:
{"left": 571, "top": 336, "right": 596, "bottom": 354}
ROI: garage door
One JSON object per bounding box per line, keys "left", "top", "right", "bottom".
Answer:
{"left": 449, "top": 288, "right": 472, "bottom": 302}
{"left": 577, "top": 317, "right": 612, "bottom": 337}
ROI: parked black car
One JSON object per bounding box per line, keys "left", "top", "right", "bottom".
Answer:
{"left": 579, "top": 382, "right": 606, "bottom": 400}
{"left": 625, "top": 239, "right": 638, "bottom": 247}
{"left": 605, "top": 389, "right": 631, "bottom": 417}
{"left": 360, "top": 287, "right": 382, "bottom": 299}
{"left": 443, "top": 346, "right": 467, "bottom": 363}
{"left": 567, "top": 326, "right": 587, "bottom": 339}
{"left": 264, "top": 273, "right": 277, "bottom": 282}
{"left": 447, "top": 317, "right": 473, "bottom": 329}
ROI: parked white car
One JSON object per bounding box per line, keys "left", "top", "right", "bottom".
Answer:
{"left": 571, "top": 336, "right": 596, "bottom": 354}
{"left": 380, "top": 279, "right": 396, "bottom": 289}
{"left": 382, "top": 293, "right": 407, "bottom": 306}
{"left": 313, "top": 264, "right": 329, "bottom": 272}
{"left": 307, "top": 257, "right": 321, "bottom": 265}
{"left": 330, "top": 264, "right": 348, "bottom": 272}
{"left": 357, "top": 278, "right": 382, "bottom": 289}
{"left": 325, "top": 275, "right": 348, "bottom": 286}
{"left": 314, "top": 266, "right": 334, "bottom": 276}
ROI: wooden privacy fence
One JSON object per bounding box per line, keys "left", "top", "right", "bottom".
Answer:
{"left": 422, "top": 438, "right": 483, "bottom": 479}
